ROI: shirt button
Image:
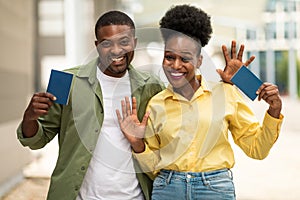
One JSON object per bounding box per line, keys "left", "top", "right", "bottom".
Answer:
{"left": 81, "top": 166, "right": 85, "bottom": 171}
{"left": 187, "top": 174, "right": 192, "bottom": 178}
{"left": 95, "top": 129, "right": 99, "bottom": 133}
{"left": 75, "top": 185, "right": 80, "bottom": 191}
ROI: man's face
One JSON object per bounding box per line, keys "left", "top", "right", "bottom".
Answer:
{"left": 95, "top": 25, "right": 137, "bottom": 77}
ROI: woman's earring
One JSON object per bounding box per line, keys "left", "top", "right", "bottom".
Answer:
{"left": 195, "top": 68, "right": 201, "bottom": 75}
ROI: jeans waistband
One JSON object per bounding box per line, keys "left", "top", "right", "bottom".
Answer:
{"left": 159, "top": 168, "right": 231, "bottom": 183}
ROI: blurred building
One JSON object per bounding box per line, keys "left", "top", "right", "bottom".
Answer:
{"left": 243, "top": 0, "right": 300, "bottom": 98}
{"left": 0, "top": 0, "right": 299, "bottom": 197}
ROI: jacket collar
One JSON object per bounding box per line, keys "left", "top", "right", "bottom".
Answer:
{"left": 75, "top": 57, "right": 151, "bottom": 87}
{"left": 75, "top": 58, "right": 98, "bottom": 85}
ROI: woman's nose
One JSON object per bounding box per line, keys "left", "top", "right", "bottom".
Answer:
{"left": 172, "top": 58, "right": 183, "bottom": 70}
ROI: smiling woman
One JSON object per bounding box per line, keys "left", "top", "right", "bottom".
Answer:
{"left": 162, "top": 34, "right": 202, "bottom": 100}
{"left": 116, "top": 4, "right": 284, "bottom": 200}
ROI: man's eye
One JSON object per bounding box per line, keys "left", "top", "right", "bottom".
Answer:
{"left": 120, "top": 39, "right": 129, "bottom": 46}
{"left": 100, "top": 41, "right": 111, "bottom": 47}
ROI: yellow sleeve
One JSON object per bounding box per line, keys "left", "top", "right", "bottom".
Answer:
{"left": 133, "top": 105, "right": 161, "bottom": 179}
{"left": 229, "top": 96, "right": 284, "bottom": 160}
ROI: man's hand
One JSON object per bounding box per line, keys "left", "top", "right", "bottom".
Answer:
{"left": 116, "top": 97, "right": 148, "bottom": 153}
{"left": 22, "top": 92, "right": 56, "bottom": 137}
{"left": 217, "top": 40, "right": 255, "bottom": 84}
{"left": 257, "top": 83, "right": 282, "bottom": 119}
{"left": 24, "top": 92, "right": 56, "bottom": 121}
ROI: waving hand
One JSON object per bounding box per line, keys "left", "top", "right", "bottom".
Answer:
{"left": 116, "top": 96, "right": 149, "bottom": 153}
{"left": 217, "top": 40, "right": 255, "bottom": 84}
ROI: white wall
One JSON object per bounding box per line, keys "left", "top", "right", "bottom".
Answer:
{"left": 0, "top": 0, "right": 35, "bottom": 196}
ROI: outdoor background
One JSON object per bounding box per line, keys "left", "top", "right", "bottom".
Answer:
{"left": 0, "top": 0, "right": 299, "bottom": 199}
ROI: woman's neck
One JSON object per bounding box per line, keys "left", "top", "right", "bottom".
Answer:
{"left": 174, "top": 77, "right": 201, "bottom": 100}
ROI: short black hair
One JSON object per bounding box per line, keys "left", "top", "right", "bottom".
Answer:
{"left": 95, "top": 10, "right": 135, "bottom": 40}
{"left": 159, "top": 4, "right": 212, "bottom": 47}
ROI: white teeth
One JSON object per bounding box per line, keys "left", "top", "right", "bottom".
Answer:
{"left": 171, "top": 72, "right": 184, "bottom": 77}
{"left": 111, "top": 57, "right": 124, "bottom": 62}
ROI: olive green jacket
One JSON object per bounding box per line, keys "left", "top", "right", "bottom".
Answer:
{"left": 17, "top": 58, "right": 165, "bottom": 200}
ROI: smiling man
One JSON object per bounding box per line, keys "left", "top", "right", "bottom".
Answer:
{"left": 95, "top": 22, "right": 137, "bottom": 77}
{"left": 16, "top": 10, "right": 165, "bottom": 200}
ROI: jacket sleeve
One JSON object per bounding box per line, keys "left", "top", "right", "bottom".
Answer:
{"left": 16, "top": 103, "right": 62, "bottom": 150}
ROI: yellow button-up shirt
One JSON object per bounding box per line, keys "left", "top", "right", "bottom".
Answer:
{"left": 135, "top": 78, "right": 283, "bottom": 178}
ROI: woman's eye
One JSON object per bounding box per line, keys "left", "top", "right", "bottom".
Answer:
{"left": 182, "top": 57, "right": 191, "bottom": 62}
{"left": 165, "top": 55, "right": 174, "bottom": 60}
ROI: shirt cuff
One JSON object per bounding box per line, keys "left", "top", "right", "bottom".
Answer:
{"left": 17, "top": 121, "right": 44, "bottom": 147}
{"left": 133, "top": 143, "right": 152, "bottom": 158}
{"left": 264, "top": 111, "right": 284, "bottom": 133}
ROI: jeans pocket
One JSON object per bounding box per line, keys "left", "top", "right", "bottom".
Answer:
{"left": 153, "top": 174, "right": 168, "bottom": 189}
{"left": 206, "top": 174, "right": 235, "bottom": 194}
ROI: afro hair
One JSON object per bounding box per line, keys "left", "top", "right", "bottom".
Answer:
{"left": 159, "top": 4, "right": 212, "bottom": 47}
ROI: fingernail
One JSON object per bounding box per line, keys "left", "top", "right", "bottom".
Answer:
{"left": 53, "top": 96, "right": 57, "bottom": 101}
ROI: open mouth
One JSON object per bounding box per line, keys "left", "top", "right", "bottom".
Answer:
{"left": 111, "top": 56, "right": 125, "bottom": 62}
{"left": 170, "top": 72, "right": 185, "bottom": 79}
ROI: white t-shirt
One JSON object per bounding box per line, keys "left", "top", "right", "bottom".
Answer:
{"left": 77, "top": 68, "right": 144, "bottom": 200}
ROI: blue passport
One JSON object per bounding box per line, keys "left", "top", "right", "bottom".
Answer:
{"left": 46, "top": 69, "right": 73, "bottom": 105}
{"left": 230, "top": 66, "right": 263, "bottom": 101}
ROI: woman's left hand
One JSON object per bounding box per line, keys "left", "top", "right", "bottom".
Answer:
{"left": 257, "top": 82, "right": 282, "bottom": 118}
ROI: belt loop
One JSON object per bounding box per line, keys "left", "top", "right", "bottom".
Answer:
{"left": 166, "top": 170, "right": 173, "bottom": 184}
{"left": 228, "top": 169, "right": 233, "bottom": 180}
{"left": 201, "top": 172, "right": 209, "bottom": 186}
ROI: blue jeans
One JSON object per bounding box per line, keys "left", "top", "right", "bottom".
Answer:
{"left": 152, "top": 169, "right": 236, "bottom": 200}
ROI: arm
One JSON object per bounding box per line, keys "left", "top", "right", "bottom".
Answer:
{"left": 21, "top": 92, "right": 56, "bottom": 138}
{"left": 217, "top": 40, "right": 255, "bottom": 84}
{"left": 116, "top": 97, "right": 161, "bottom": 178}
{"left": 228, "top": 86, "right": 283, "bottom": 160}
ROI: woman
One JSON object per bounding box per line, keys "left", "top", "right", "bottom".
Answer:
{"left": 116, "top": 5, "right": 283, "bottom": 200}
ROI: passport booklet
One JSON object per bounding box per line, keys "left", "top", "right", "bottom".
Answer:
{"left": 230, "top": 66, "right": 263, "bottom": 101}
{"left": 46, "top": 69, "right": 73, "bottom": 105}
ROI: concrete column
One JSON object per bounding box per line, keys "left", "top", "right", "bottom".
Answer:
{"left": 288, "top": 48, "right": 298, "bottom": 98}
{"left": 265, "top": 21, "right": 275, "bottom": 84}
{"left": 248, "top": 30, "right": 260, "bottom": 78}
{"left": 287, "top": 3, "right": 298, "bottom": 98}
{"left": 250, "top": 51, "right": 260, "bottom": 78}
{"left": 64, "top": 0, "right": 95, "bottom": 66}
{"left": 266, "top": 48, "right": 275, "bottom": 83}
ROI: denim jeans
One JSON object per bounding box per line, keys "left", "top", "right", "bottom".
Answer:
{"left": 152, "top": 169, "right": 236, "bottom": 200}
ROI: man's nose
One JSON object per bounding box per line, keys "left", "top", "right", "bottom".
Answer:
{"left": 110, "top": 43, "right": 123, "bottom": 55}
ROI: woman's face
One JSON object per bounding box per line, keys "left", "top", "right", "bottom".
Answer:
{"left": 163, "top": 35, "right": 202, "bottom": 91}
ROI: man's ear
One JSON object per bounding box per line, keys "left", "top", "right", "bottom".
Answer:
{"left": 134, "top": 37, "right": 137, "bottom": 48}
{"left": 94, "top": 40, "right": 99, "bottom": 47}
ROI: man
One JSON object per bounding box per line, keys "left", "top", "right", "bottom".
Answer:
{"left": 17, "top": 11, "right": 165, "bottom": 200}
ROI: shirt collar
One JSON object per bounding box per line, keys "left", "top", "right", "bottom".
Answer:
{"left": 164, "top": 75, "right": 212, "bottom": 100}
